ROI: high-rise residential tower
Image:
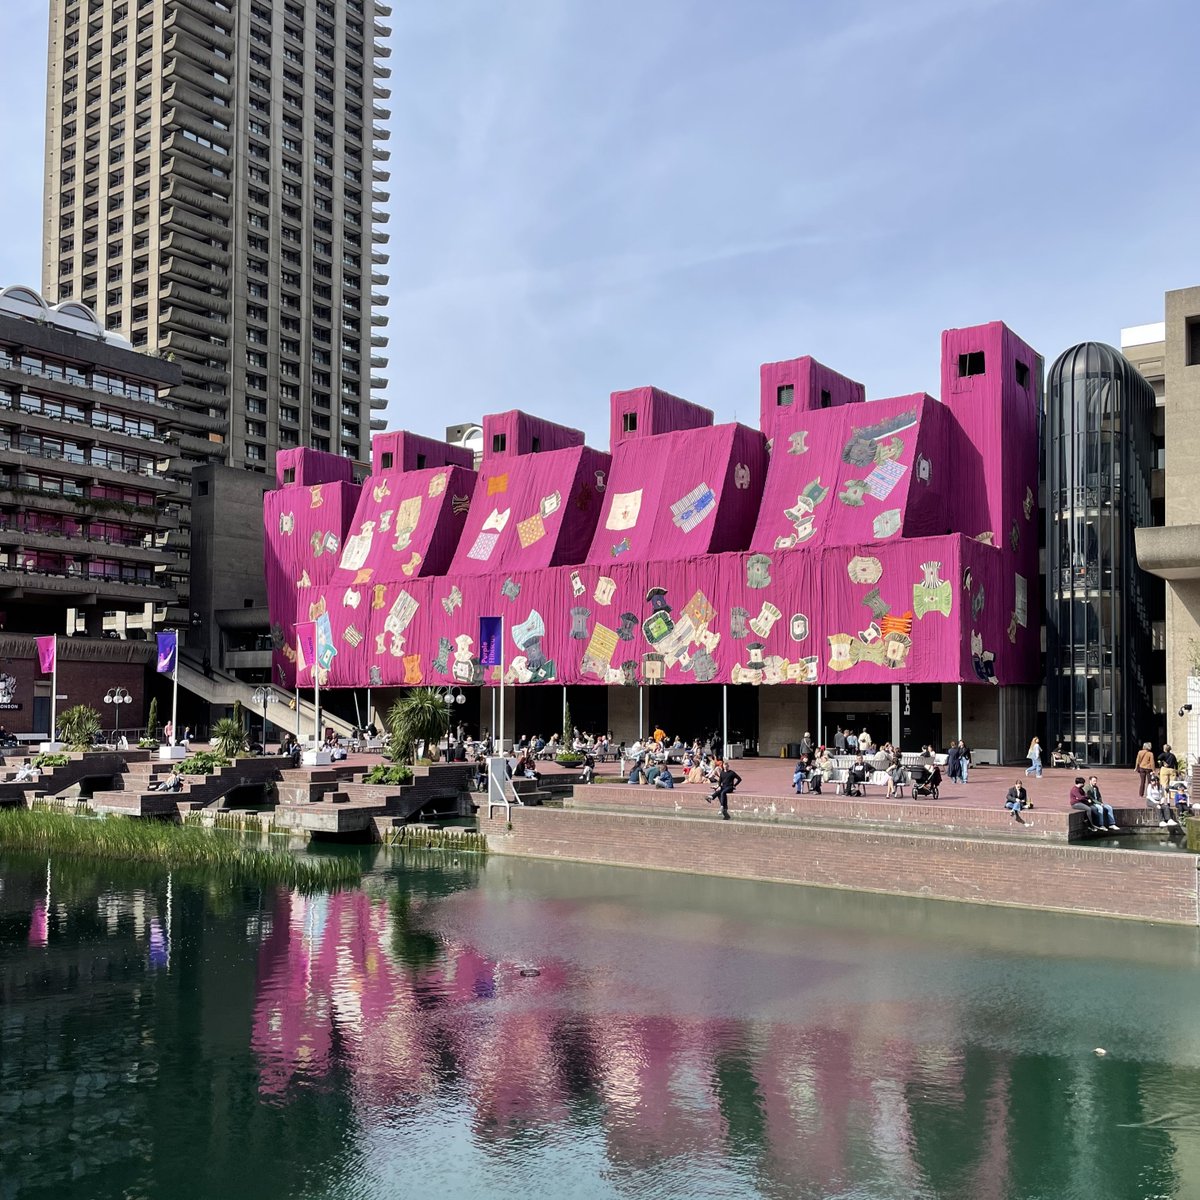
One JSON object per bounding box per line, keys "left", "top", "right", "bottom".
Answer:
{"left": 43, "top": 0, "right": 392, "bottom": 623}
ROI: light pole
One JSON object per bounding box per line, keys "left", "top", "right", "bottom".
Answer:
{"left": 443, "top": 687, "right": 466, "bottom": 755}
{"left": 103, "top": 686, "right": 132, "bottom": 740}
{"left": 252, "top": 685, "right": 276, "bottom": 749}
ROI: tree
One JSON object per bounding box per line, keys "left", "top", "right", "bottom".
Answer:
{"left": 232, "top": 699, "right": 244, "bottom": 730}
{"left": 563, "top": 698, "right": 572, "bottom": 747}
{"left": 58, "top": 704, "right": 101, "bottom": 751}
{"left": 146, "top": 696, "right": 159, "bottom": 740}
{"left": 211, "top": 717, "right": 249, "bottom": 758}
{"left": 386, "top": 689, "right": 450, "bottom": 764}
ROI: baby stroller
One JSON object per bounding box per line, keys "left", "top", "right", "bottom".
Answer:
{"left": 911, "top": 765, "right": 941, "bottom": 799}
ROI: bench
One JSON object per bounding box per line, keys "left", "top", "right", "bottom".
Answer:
{"left": 834, "top": 769, "right": 909, "bottom": 797}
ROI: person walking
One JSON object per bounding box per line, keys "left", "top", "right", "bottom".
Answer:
{"left": 1135, "top": 741, "right": 1155, "bottom": 798}
{"left": 1158, "top": 744, "right": 1178, "bottom": 792}
{"left": 708, "top": 764, "right": 742, "bottom": 820}
{"left": 1025, "top": 736, "right": 1042, "bottom": 777}
{"left": 834, "top": 726, "right": 846, "bottom": 753}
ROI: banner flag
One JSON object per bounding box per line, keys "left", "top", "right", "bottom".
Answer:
{"left": 295, "top": 622, "right": 317, "bottom": 680}
{"left": 35, "top": 636, "right": 55, "bottom": 675}
{"left": 479, "top": 616, "right": 502, "bottom": 667}
{"left": 315, "top": 612, "right": 337, "bottom": 670}
{"left": 156, "top": 631, "right": 178, "bottom": 675}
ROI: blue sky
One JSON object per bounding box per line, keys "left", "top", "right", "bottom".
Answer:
{"left": 2, "top": 0, "right": 1197, "bottom": 445}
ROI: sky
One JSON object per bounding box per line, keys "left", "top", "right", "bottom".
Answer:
{"left": 1, "top": 0, "right": 1198, "bottom": 445}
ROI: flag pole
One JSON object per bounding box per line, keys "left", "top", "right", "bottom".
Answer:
{"left": 498, "top": 616, "right": 505, "bottom": 754}
{"left": 50, "top": 635, "right": 58, "bottom": 745}
{"left": 170, "top": 628, "right": 179, "bottom": 748}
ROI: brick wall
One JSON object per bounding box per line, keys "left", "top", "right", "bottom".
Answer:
{"left": 0, "top": 654, "right": 146, "bottom": 736}
{"left": 478, "top": 806, "right": 1200, "bottom": 925}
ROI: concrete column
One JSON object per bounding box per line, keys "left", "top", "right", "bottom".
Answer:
{"left": 891, "top": 684, "right": 900, "bottom": 746}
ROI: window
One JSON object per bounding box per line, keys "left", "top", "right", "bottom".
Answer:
{"left": 492, "top": 433, "right": 506, "bottom": 453}
{"left": 1187, "top": 318, "right": 1200, "bottom": 368}
{"left": 530, "top": 437, "right": 540, "bottom": 453}
{"left": 283, "top": 467, "right": 295, "bottom": 483}
{"left": 776, "top": 385, "right": 793, "bottom": 408}
{"left": 1015, "top": 360, "right": 1030, "bottom": 389}
{"left": 820, "top": 389, "right": 831, "bottom": 408}
{"left": 380, "top": 452, "right": 393, "bottom": 469}
{"left": 958, "top": 351, "right": 986, "bottom": 377}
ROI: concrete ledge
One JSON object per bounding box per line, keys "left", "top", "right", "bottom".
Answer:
{"left": 1135, "top": 523, "right": 1200, "bottom": 579}
{"left": 480, "top": 805, "right": 1200, "bottom": 925}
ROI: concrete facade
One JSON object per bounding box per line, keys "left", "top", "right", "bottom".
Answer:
{"left": 42, "top": 0, "right": 393, "bottom": 626}
{"left": 1126, "top": 286, "right": 1200, "bottom": 758}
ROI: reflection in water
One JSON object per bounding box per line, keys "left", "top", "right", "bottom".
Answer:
{"left": 2, "top": 848, "right": 1200, "bottom": 1199}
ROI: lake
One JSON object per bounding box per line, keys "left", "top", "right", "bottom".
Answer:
{"left": 2, "top": 846, "right": 1199, "bottom": 1200}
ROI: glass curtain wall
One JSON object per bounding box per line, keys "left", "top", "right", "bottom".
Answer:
{"left": 1045, "top": 343, "right": 1156, "bottom": 764}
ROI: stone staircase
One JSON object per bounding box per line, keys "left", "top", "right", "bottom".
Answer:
{"left": 2, "top": 751, "right": 133, "bottom": 809}
{"left": 89, "top": 756, "right": 284, "bottom": 818}
{"left": 274, "top": 763, "right": 476, "bottom": 838}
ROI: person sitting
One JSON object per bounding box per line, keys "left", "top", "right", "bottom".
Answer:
{"left": 792, "top": 757, "right": 809, "bottom": 795}
{"left": 1069, "top": 776, "right": 1106, "bottom": 831}
{"left": 520, "top": 754, "right": 540, "bottom": 782}
{"left": 845, "top": 754, "right": 871, "bottom": 797}
{"left": 652, "top": 766, "right": 675, "bottom": 789}
{"left": 1004, "top": 781, "right": 1033, "bottom": 823}
{"left": 885, "top": 761, "right": 906, "bottom": 798}
{"left": 1051, "top": 741, "right": 1077, "bottom": 769}
{"left": 151, "top": 769, "right": 183, "bottom": 793}
{"left": 686, "top": 756, "right": 706, "bottom": 785}
{"left": 13, "top": 758, "right": 40, "bottom": 783}
{"left": 116, "top": 733, "right": 130, "bottom": 750}
{"left": 1145, "top": 778, "right": 1178, "bottom": 827}
{"left": 627, "top": 750, "right": 649, "bottom": 785}
{"left": 1084, "top": 775, "right": 1120, "bottom": 831}
{"left": 581, "top": 753, "right": 596, "bottom": 785}
{"left": 473, "top": 753, "right": 489, "bottom": 793}
{"left": 645, "top": 761, "right": 663, "bottom": 786}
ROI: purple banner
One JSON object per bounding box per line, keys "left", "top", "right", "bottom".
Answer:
{"left": 479, "top": 616, "right": 502, "bottom": 667}
{"left": 156, "top": 631, "right": 177, "bottom": 675}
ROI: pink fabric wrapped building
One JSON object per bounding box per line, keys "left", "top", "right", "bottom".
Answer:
{"left": 262, "top": 322, "right": 1043, "bottom": 754}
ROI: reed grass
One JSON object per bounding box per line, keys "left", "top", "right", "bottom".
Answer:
{"left": 0, "top": 808, "right": 360, "bottom": 892}
{"left": 386, "top": 825, "right": 488, "bottom": 853}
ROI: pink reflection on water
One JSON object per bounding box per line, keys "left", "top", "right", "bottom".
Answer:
{"left": 248, "top": 883, "right": 1014, "bottom": 1195}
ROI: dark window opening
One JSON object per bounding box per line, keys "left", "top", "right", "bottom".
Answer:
{"left": 776, "top": 385, "right": 794, "bottom": 407}
{"left": 820, "top": 388, "right": 831, "bottom": 408}
{"left": 1187, "top": 318, "right": 1200, "bottom": 367}
{"left": 622, "top": 411, "right": 638, "bottom": 432}
{"left": 244, "top": 598, "right": 254, "bottom": 608}
{"left": 380, "top": 451, "right": 393, "bottom": 469}
{"left": 958, "top": 351, "right": 986, "bottom": 378}
{"left": 492, "top": 433, "right": 506, "bottom": 452}
{"left": 415, "top": 453, "right": 426, "bottom": 469}
{"left": 198, "top": 480, "right": 209, "bottom": 496}
{"left": 1015, "top": 360, "right": 1030, "bottom": 389}
{"left": 531, "top": 436, "right": 540, "bottom": 453}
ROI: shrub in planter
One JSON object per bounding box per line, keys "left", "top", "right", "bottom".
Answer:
{"left": 364, "top": 764, "right": 414, "bottom": 786}
{"left": 555, "top": 752, "right": 585, "bottom": 766}
{"left": 58, "top": 704, "right": 102, "bottom": 751}
{"left": 34, "top": 752, "right": 70, "bottom": 769}
{"left": 177, "top": 751, "right": 231, "bottom": 775}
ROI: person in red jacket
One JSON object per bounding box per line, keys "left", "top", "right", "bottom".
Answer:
{"left": 1069, "top": 776, "right": 1105, "bottom": 831}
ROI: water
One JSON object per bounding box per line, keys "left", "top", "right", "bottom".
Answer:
{"left": 3, "top": 848, "right": 1200, "bottom": 1200}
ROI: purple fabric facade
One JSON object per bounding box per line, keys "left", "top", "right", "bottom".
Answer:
{"left": 585, "top": 423, "right": 767, "bottom": 564}
{"left": 447, "top": 446, "right": 612, "bottom": 577}
{"left": 759, "top": 356, "right": 866, "bottom": 444}
{"left": 262, "top": 322, "right": 1042, "bottom": 691}
{"left": 370, "top": 429, "right": 473, "bottom": 472}
{"left": 608, "top": 386, "right": 713, "bottom": 452}
{"left": 264, "top": 479, "right": 362, "bottom": 689}
{"left": 330, "top": 464, "right": 477, "bottom": 585}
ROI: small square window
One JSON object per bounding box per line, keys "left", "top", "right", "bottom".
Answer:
{"left": 492, "top": 433, "right": 507, "bottom": 452}
{"left": 776, "top": 385, "right": 794, "bottom": 408}
{"left": 958, "top": 351, "right": 986, "bottom": 377}
{"left": 283, "top": 468, "right": 295, "bottom": 483}
{"left": 1015, "top": 360, "right": 1030, "bottom": 389}
{"left": 531, "top": 436, "right": 540, "bottom": 452}
{"left": 198, "top": 481, "right": 209, "bottom": 496}
{"left": 820, "top": 388, "right": 831, "bottom": 408}
{"left": 622, "top": 411, "right": 638, "bottom": 432}
{"left": 415, "top": 453, "right": 426, "bottom": 469}
{"left": 380, "top": 451, "right": 393, "bottom": 469}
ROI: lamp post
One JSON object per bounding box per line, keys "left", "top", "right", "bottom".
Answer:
{"left": 252, "top": 685, "right": 276, "bottom": 749}
{"left": 443, "top": 687, "right": 465, "bottom": 756}
{"left": 103, "top": 686, "right": 132, "bottom": 740}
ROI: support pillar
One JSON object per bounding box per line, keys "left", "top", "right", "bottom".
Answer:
{"left": 891, "top": 683, "right": 901, "bottom": 747}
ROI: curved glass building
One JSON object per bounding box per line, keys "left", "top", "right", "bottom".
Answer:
{"left": 1045, "top": 342, "right": 1157, "bottom": 764}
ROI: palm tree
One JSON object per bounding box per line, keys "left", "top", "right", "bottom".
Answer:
{"left": 211, "top": 717, "right": 248, "bottom": 758}
{"left": 386, "top": 688, "right": 450, "bottom": 764}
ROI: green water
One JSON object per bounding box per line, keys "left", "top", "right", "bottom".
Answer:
{"left": 2, "top": 847, "right": 1199, "bottom": 1200}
